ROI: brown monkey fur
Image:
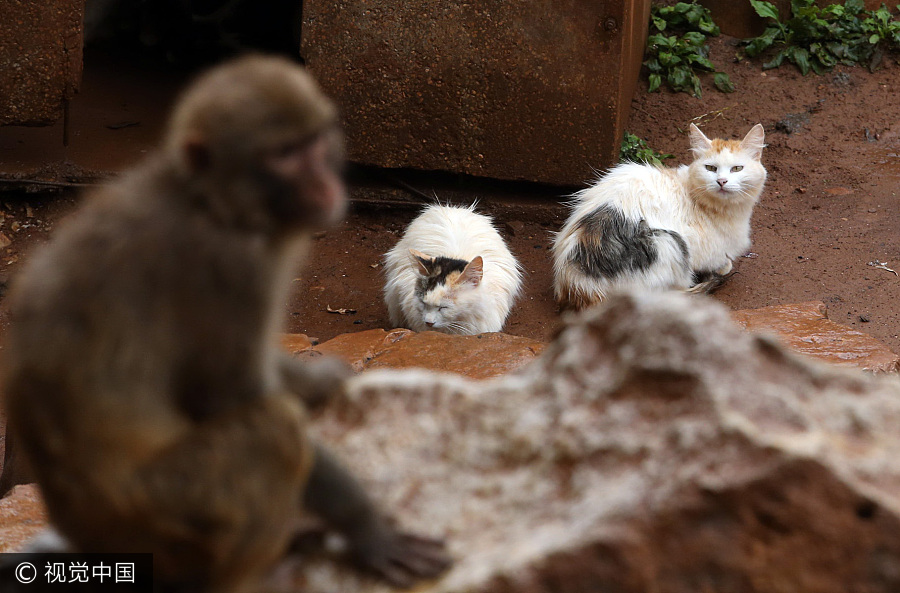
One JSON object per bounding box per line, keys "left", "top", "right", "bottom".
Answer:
{"left": 0, "top": 55, "right": 449, "bottom": 592}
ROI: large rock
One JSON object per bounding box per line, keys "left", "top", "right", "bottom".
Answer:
{"left": 292, "top": 328, "right": 545, "bottom": 379}
{"left": 732, "top": 301, "right": 900, "bottom": 373}
{"left": 0, "top": 485, "right": 46, "bottom": 552}
{"left": 293, "top": 293, "right": 900, "bottom": 592}
{"left": 3, "top": 295, "right": 900, "bottom": 592}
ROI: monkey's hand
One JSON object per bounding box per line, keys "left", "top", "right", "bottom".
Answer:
{"left": 279, "top": 353, "right": 351, "bottom": 409}
{"left": 304, "top": 446, "right": 453, "bottom": 587}
{"left": 346, "top": 517, "right": 452, "bottom": 588}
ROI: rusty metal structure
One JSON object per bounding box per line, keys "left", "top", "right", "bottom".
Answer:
{"left": 301, "top": 1, "right": 651, "bottom": 186}
{"left": 0, "top": 0, "right": 84, "bottom": 126}
{"left": 1, "top": 1, "right": 651, "bottom": 189}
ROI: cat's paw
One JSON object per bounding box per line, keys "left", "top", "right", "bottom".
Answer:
{"left": 716, "top": 260, "right": 733, "bottom": 275}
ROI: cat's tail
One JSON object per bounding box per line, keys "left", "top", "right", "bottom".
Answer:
{"left": 686, "top": 270, "right": 735, "bottom": 295}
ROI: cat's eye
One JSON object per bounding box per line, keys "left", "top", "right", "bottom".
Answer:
{"left": 438, "top": 306, "right": 448, "bottom": 311}
{"left": 731, "top": 165, "right": 743, "bottom": 172}
{"left": 705, "top": 164, "right": 716, "bottom": 172}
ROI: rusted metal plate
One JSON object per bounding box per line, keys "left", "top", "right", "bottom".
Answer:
{"left": 301, "top": 1, "right": 650, "bottom": 186}
{"left": 700, "top": 0, "right": 885, "bottom": 39}
{"left": 0, "top": 0, "right": 84, "bottom": 126}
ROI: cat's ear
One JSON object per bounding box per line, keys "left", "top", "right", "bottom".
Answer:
{"left": 457, "top": 256, "right": 483, "bottom": 288}
{"left": 409, "top": 249, "right": 434, "bottom": 275}
{"left": 740, "top": 123, "right": 766, "bottom": 161}
{"left": 688, "top": 123, "right": 712, "bottom": 155}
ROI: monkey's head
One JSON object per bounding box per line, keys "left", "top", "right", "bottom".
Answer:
{"left": 164, "top": 54, "right": 346, "bottom": 231}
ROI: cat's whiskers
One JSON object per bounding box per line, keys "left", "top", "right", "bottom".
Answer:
{"left": 445, "top": 321, "right": 474, "bottom": 335}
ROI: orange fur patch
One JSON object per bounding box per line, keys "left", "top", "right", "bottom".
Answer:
{"left": 708, "top": 138, "right": 744, "bottom": 154}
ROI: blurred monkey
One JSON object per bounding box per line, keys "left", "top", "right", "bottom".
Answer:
{"left": 0, "top": 55, "right": 450, "bottom": 592}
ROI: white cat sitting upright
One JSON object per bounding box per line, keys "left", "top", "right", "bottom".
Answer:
{"left": 384, "top": 204, "right": 523, "bottom": 334}
{"left": 551, "top": 123, "right": 767, "bottom": 310}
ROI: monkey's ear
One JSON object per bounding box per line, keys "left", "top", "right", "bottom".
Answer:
{"left": 409, "top": 249, "right": 433, "bottom": 275}
{"left": 183, "top": 136, "right": 211, "bottom": 173}
{"left": 457, "top": 256, "right": 483, "bottom": 287}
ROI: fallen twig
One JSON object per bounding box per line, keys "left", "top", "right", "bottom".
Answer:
{"left": 868, "top": 260, "right": 898, "bottom": 276}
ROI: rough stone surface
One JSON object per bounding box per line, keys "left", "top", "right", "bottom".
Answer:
{"left": 295, "top": 328, "right": 545, "bottom": 379}
{"left": 3, "top": 294, "right": 900, "bottom": 591}
{"left": 0, "top": 485, "right": 46, "bottom": 552}
{"left": 732, "top": 301, "right": 900, "bottom": 373}
{"left": 300, "top": 1, "right": 650, "bottom": 185}
{"left": 0, "top": 0, "right": 84, "bottom": 125}
{"left": 293, "top": 293, "right": 900, "bottom": 592}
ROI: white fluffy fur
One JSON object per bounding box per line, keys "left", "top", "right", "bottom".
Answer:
{"left": 383, "top": 204, "right": 523, "bottom": 334}
{"left": 551, "top": 123, "right": 767, "bottom": 309}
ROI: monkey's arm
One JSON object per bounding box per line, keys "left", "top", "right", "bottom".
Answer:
{"left": 303, "top": 445, "right": 452, "bottom": 587}
{"left": 278, "top": 353, "right": 350, "bottom": 409}
{"left": 0, "top": 427, "right": 34, "bottom": 497}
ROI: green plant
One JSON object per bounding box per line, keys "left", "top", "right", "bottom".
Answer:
{"left": 620, "top": 132, "right": 674, "bottom": 166}
{"left": 745, "top": 0, "right": 900, "bottom": 74}
{"left": 651, "top": 1, "right": 721, "bottom": 34}
{"left": 644, "top": 2, "right": 734, "bottom": 97}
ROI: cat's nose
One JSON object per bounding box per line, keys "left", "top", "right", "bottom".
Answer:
{"left": 717, "top": 178, "right": 727, "bottom": 188}
{"left": 425, "top": 321, "right": 435, "bottom": 327}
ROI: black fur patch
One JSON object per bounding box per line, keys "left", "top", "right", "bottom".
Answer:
{"left": 569, "top": 205, "right": 686, "bottom": 279}
{"left": 415, "top": 256, "right": 470, "bottom": 295}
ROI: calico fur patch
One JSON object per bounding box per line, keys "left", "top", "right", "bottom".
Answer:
{"left": 415, "top": 256, "right": 470, "bottom": 295}
{"left": 569, "top": 204, "right": 687, "bottom": 279}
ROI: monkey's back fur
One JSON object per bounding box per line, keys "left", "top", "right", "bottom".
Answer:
{"left": 0, "top": 55, "right": 338, "bottom": 593}
{"left": 4, "top": 162, "right": 311, "bottom": 587}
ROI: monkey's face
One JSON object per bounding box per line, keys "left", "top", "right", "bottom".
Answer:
{"left": 262, "top": 129, "right": 347, "bottom": 228}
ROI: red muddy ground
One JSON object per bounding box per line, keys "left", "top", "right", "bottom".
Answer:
{"left": 0, "top": 34, "right": 898, "bottom": 355}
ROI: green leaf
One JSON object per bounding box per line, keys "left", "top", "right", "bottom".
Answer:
{"left": 646, "top": 33, "right": 671, "bottom": 48}
{"left": 652, "top": 15, "right": 667, "bottom": 31}
{"left": 788, "top": 46, "right": 811, "bottom": 75}
{"left": 644, "top": 57, "right": 662, "bottom": 73}
{"left": 790, "top": 0, "right": 816, "bottom": 14}
{"left": 682, "top": 31, "right": 707, "bottom": 45}
{"left": 699, "top": 20, "right": 719, "bottom": 36}
{"left": 668, "top": 67, "right": 692, "bottom": 92}
{"left": 691, "top": 74, "right": 703, "bottom": 98}
{"left": 750, "top": 0, "right": 780, "bottom": 21}
{"left": 714, "top": 72, "right": 735, "bottom": 92}
{"left": 869, "top": 33, "right": 881, "bottom": 44}
{"left": 658, "top": 51, "right": 682, "bottom": 67}
{"left": 763, "top": 49, "right": 786, "bottom": 69}
{"left": 844, "top": 0, "right": 864, "bottom": 14}
{"left": 648, "top": 73, "right": 662, "bottom": 92}
{"left": 744, "top": 27, "right": 780, "bottom": 56}
{"left": 691, "top": 54, "right": 716, "bottom": 71}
